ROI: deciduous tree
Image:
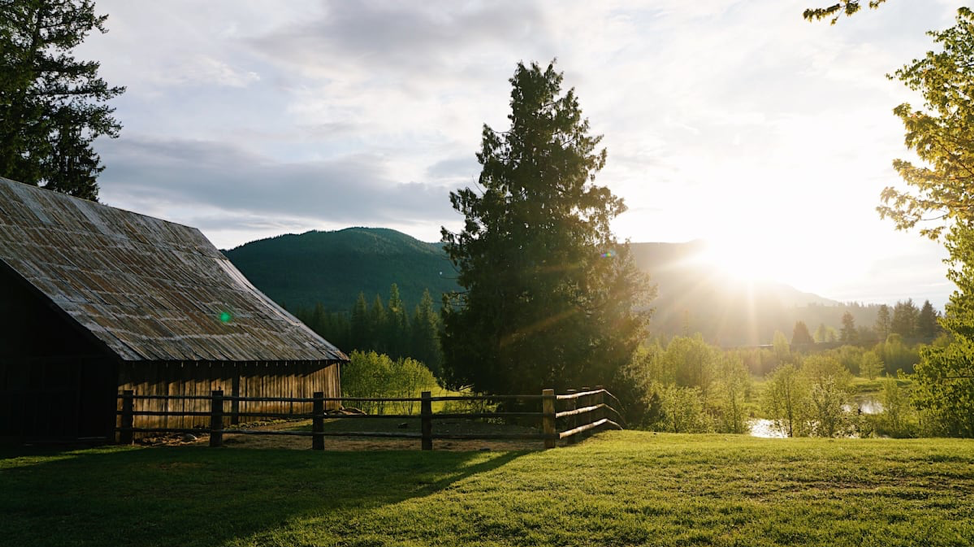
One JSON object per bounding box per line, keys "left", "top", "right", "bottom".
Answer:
{"left": 803, "top": 0, "right": 888, "bottom": 25}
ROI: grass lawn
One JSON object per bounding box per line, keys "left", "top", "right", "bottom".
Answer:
{"left": 2, "top": 431, "right": 972, "bottom": 546}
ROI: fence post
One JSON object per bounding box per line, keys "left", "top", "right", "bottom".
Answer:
{"left": 421, "top": 391, "right": 432, "bottom": 451}
{"left": 312, "top": 391, "right": 325, "bottom": 450}
{"left": 119, "top": 390, "right": 134, "bottom": 445}
{"left": 580, "top": 387, "right": 591, "bottom": 440}
{"left": 230, "top": 372, "right": 240, "bottom": 426}
{"left": 594, "top": 385, "right": 605, "bottom": 431}
{"left": 565, "top": 388, "right": 578, "bottom": 445}
{"left": 543, "top": 388, "right": 556, "bottom": 449}
{"left": 209, "top": 390, "right": 224, "bottom": 448}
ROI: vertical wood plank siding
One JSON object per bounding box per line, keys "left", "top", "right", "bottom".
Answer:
{"left": 117, "top": 361, "right": 341, "bottom": 431}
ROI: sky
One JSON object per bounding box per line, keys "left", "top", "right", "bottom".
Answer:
{"left": 75, "top": 0, "right": 965, "bottom": 308}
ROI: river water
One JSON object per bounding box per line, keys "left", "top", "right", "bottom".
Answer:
{"left": 749, "top": 399, "right": 884, "bottom": 438}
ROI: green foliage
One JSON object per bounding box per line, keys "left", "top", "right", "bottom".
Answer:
{"left": 875, "top": 304, "right": 891, "bottom": 341}
{"left": 772, "top": 330, "right": 792, "bottom": 364}
{"left": 813, "top": 322, "right": 838, "bottom": 343}
{"left": 340, "top": 350, "right": 438, "bottom": 415}
{"left": 763, "top": 364, "right": 810, "bottom": 438}
{"left": 917, "top": 299, "right": 942, "bottom": 341}
{"left": 913, "top": 339, "right": 974, "bottom": 437}
{"left": 840, "top": 311, "right": 858, "bottom": 343}
{"left": 879, "top": 373, "right": 917, "bottom": 438}
{"left": 661, "top": 333, "right": 716, "bottom": 390}
{"left": 656, "top": 384, "right": 712, "bottom": 433}
{"left": 803, "top": 0, "right": 887, "bottom": 25}
{"left": 0, "top": 0, "right": 124, "bottom": 199}
{"left": 628, "top": 336, "right": 750, "bottom": 433}
{"left": 880, "top": 8, "right": 974, "bottom": 240}
{"left": 860, "top": 350, "right": 884, "bottom": 380}
{"left": 225, "top": 227, "right": 460, "bottom": 312}
{"left": 711, "top": 353, "right": 751, "bottom": 434}
{"left": 876, "top": 333, "right": 921, "bottom": 374}
{"left": 891, "top": 298, "right": 919, "bottom": 339}
{"left": 802, "top": 354, "right": 853, "bottom": 437}
{"left": 440, "top": 60, "right": 652, "bottom": 395}
{"left": 826, "top": 344, "right": 864, "bottom": 375}
{"left": 410, "top": 289, "right": 443, "bottom": 377}
{"left": 792, "top": 321, "right": 814, "bottom": 345}
{"left": 296, "top": 285, "right": 444, "bottom": 376}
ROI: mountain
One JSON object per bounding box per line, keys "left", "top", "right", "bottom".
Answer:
{"left": 224, "top": 227, "right": 458, "bottom": 312}
{"left": 629, "top": 242, "right": 878, "bottom": 346}
{"left": 225, "top": 228, "right": 882, "bottom": 346}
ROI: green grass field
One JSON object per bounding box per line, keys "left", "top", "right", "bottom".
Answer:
{"left": 2, "top": 431, "right": 972, "bottom": 546}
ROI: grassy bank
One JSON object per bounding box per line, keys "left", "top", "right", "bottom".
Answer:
{"left": 2, "top": 432, "right": 972, "bottom": 546}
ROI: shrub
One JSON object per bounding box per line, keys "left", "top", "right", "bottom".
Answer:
{"left": 342, "top": 350, "right": 439, "bottom": 414}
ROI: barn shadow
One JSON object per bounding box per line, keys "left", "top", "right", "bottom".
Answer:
{"left": 0, "top": 444, "right": 529, "bottom": 546}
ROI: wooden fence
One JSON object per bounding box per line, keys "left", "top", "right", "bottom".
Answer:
{"left": 116, "top": 387, "right": 625, "bottom": 450}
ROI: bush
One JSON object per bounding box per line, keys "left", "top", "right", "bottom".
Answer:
{"left": 341, "top": 350, "right": 439, "bottom": 414}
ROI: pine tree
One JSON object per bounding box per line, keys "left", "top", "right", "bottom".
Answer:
{"left": 350, "top": 292, "right": 369, "bottom": 350}
{"left": 875, "top": 305, "right": 891, "bottom": 341}
{"left": 368, "top": 294, "right": 387, "bottom": 353}
{"left": 440, "top": 60, "right": 653, "bottom": 394}
{"left": 0, "top": 0, "right": 124, "bottom": 199}
{"left": 840, "top": 311, "right": 858, "bottom": 344}
{"left": 410, "top": 289, "right": 443, "bottom": 377}
{"left": 792, "top": 321, "right": 814, "bottom": 346}
{"left": 916, "top": 299, "right": 941, "bottom": 341}
{"left": 385, "top": 283, "right": 409, "bottom": 359}
{"left": 891, "top": 299, "right": 919, "bottom": 340}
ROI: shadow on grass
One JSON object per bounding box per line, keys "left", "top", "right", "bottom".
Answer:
{"left": 0, "top": 444, "right": 526, "bottom": 547}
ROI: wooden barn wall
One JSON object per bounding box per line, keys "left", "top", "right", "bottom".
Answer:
{"left": 116, "top": 361, "right": 341, "bottom": 433}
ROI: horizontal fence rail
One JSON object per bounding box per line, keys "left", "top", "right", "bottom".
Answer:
{"left": 115, "top": 386, "right": 624, "bottom": 451}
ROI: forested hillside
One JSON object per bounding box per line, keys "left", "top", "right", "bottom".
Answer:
{"left": 224, "top": 227, "right": 458, "bottom": 311}
{"left": 226, "top": 228, "right": 899, "bottom": 346}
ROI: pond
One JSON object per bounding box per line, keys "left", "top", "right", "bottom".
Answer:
{"left": 749, "top": 398, "right": 884, "bottom": 438}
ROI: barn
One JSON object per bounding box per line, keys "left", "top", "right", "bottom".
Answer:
{"left": 0, "top": 176, "right": 347, "bottom": 442}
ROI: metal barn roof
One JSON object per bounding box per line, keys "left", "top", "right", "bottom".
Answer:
{"left": 0, "top": 177, "right": 347, "bottom": 362}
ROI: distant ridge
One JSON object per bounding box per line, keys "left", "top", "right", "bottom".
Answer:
{"left": 224, "top": 227, "right": 458, "bottom": 311}
{"left": 225, "top": 227, "right": 881, "bottom": 346}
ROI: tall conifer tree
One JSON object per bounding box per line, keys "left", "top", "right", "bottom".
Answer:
{"left": 441, "top": 61, "right": 653, "bottom": 394}
{"left": 0, "top": 0, "right": 124, "bottom": 199}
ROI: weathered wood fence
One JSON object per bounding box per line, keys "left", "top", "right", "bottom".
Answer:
{"left": 116, "top": 387, "right": 625, "bottom": 450}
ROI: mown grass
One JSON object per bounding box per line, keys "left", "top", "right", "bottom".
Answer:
{"left": 2, "top": 431, "right": 972, "bottom": 546}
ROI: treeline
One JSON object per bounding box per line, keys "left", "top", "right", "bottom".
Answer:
{"left": 293, "top": 284, "right": 444, "bottom": 377}
{"left": 788, "top": 298, "right": 942, "bottom": 347}
{"left": 624, "top": 333, "right": 927, "bottom": 438}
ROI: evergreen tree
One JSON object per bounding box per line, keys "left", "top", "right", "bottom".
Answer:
{"left": 440, "top": 61, "right": 653, "bottom": 394}
{"left": 840, "top": 311, "right": 858, "bottom": 344}
{"left": 368, "top": 294, "right": 387, "bottom": 353}
{"left": 792, "top": 321, "right": 814, "bottom": 346}
{"left": 875, "top": 304, "right": 891, "bottom": 341}
{"left": 349, "top": 292, "right": 369, "bottom": 350}
{"left": 385, "top": 283, "right": 409, "bottom": 359}
{"left": 916, "top": 299, "right": 940, "bottom": 341}
{"left": 891, "top": 299, "right": 919, "bottom": 339}
{"left": 410, "top": 289, "right": 443, "bottom": 377}
{"left": 0, "top": 0, "right": 124, "bottom": 199}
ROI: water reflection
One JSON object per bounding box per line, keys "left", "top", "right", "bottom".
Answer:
{"left": 749, "top": 398, "right": 885, "bottom": 438}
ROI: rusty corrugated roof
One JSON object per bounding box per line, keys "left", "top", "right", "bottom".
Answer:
{"left": 0, "top": 177, "right": 347, "bottom": 362}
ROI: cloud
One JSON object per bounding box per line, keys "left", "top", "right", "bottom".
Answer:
{"left": 97, "top": 135, "right": 457, "bottom": 234}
